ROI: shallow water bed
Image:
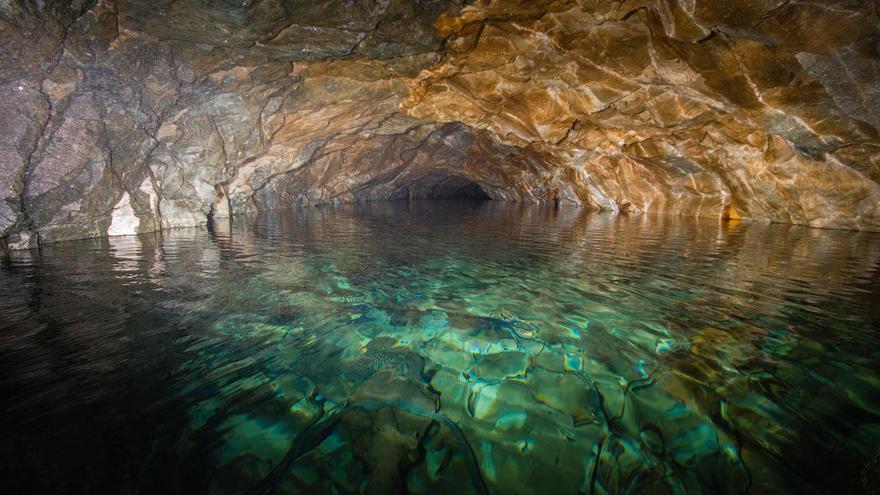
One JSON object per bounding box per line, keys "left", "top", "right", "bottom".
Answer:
{"left": 1, "top": 201, "right": 879, "bottom": 494}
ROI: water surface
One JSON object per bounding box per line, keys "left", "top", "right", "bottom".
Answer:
{"left": 2, "top": 201, "right": 879, "bottom": 494}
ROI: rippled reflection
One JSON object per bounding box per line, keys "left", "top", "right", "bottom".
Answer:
{"left": 1, "top": 201, "right": 879, "bottom": 494}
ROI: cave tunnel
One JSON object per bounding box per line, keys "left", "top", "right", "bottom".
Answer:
{"left": 393, "top": 173, "right": 493, "bottom": 201}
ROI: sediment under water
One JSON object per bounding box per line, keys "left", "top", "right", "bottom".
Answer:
{"left": 1, "top": 201, "right": 879, "bottom": 494}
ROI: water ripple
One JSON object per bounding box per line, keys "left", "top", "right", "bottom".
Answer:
{"left": 1, "top": 201, "right": 879, "bottom": 494}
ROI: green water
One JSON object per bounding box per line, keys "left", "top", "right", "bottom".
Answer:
{"left": 1, "top": 201, "right": 879, "bottom": 494}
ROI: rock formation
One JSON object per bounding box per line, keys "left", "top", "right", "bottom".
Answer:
{"left": 2, "top": 0, "right": 879, "bottom": 251}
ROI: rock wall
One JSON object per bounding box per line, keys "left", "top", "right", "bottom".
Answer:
{"left": 2, "top": 0, "right": 879, "bottom": 251}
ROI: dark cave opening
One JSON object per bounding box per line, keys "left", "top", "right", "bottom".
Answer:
{"left": 459, "top": 182, "right": 492, "bottom": 200}
{"left": 391, "top": 173, "right": 493, "bottom": 201}
{"left": 425, "top": 181, "right": 492, "bottom": 200}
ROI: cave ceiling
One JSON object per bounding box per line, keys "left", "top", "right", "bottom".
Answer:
{"left": 1, "top": 0, "right": 879, "bottom": 250}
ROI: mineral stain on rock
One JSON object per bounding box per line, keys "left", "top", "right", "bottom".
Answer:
{"left": 2, "top": 0, "right": 880, "bottom": 254}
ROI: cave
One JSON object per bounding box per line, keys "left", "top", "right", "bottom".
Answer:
{"left": 392, "top": 174, "right": 492, "bottom": 200}
{"left": 1, "top": 1, "right": 880, "bottom": 494}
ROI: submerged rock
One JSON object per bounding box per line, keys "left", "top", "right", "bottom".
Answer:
{"left": 342, "top": 336, "right": 428, "bottom": 384}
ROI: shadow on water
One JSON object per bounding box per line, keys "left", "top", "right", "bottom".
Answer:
{"left": 1, "top": 200, "right": 879, "bottom": 494}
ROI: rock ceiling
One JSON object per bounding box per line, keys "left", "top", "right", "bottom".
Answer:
{"left": 1, "top": 0, "right": 879, "bottom": 250}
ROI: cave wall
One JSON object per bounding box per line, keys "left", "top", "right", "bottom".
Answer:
{"left": 1, "top": 0, "right": 879, "bottom": 251}
{"left": 405, "top": 0, "right": 880, "bottom": 228}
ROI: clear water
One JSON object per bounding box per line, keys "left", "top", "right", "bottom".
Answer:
{"left": 1, "top": 201, "right": 879, "bottom": 494}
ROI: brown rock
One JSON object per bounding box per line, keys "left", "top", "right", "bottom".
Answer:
{"left": 1, "top": 0, "right": 879, "bottom": 252}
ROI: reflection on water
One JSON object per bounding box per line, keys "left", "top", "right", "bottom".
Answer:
{"left": 1, "top": 201, "right": 879, "bottom": 494}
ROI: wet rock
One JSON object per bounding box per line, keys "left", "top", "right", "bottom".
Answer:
{"left": 341, "top": 372, "right": 438, "bottom": 494}
{"left": 342, "top": 336, "right": 428, "bottom": 383}
{"left": 470, "top": 351, "right": 530, "bottom": 381}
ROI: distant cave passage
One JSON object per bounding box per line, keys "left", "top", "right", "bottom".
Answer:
{"left": 394, "top": 174, "right": 492, "bottom": 200}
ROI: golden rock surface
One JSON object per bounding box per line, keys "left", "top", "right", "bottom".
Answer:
{"left": 403, "top": 0, "right": 880, "bottom": 229}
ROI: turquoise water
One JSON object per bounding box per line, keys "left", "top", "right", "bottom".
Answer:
{"left": 1, "top": 201, "right": 879, "bottom": 494}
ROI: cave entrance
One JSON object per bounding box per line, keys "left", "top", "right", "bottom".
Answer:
{"left": 398, "top": 174, "right": 492, "bottom": 200}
